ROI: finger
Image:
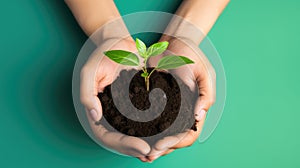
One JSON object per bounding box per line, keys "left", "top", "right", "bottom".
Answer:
{"left": 101, "top": 129, "right": 150, "bottom": 157}
{"left": 86, "top": 111, "right": 151, "bottom": 157}
{"left": 153, "top": 132, "right": 188, "bottom": 151}
{"left": 152, "top": 117, "right": 206, "bottom": 152}
{"left": 80, "top": 66, "right": 102, "bottom": 122}
{"left": 116, "top": 133, "right": 151, "bottom": 157}
{"left": 146, "top": 154, "right": 161, "bottom": 162}
{"left": 171, "top": 132, "right": 197, "bottom": 149}
{"left": 147, "top": 149, "right": 175, "bottom": 163}
{"left": 194, "top": 98, "right": 208, "bottom": 122}
{"left": 194, "top": 65, "right": 216, "bottom": 122}
{"left": 101, "top": 132, "right": 150, "bottom": 157}
{"left": 146, "top": 137, "right": 179, "bottom": 162}
{"left": 171, "top": 118, "right": 205, "bottom": 149}
{"left": 146, "top": 148, "right": 164, "bottom": 162}
{"left": 137, "top": 157, "right": 150, "bottom": 162}
{"left": 79, "top": 40, "right": 122, "bottom": 122}
{"left": 161, "top": 149, "right": 174, "bottom": 156}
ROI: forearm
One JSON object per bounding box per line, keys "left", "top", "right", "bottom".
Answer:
{"left": 65, "top": 0, "right": 120, "bottom": 36}
{"left": 65, "top": 0, "right": 133, "bottom": 46}
{"left": 177, "top": 0, "right": 230, "bottom": 36}
{"left": 162, "top": 0, "right": 230, "bottom": 45}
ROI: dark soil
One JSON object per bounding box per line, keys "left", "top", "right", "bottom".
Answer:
{"left": 96, "top": 68, "right": 198, "bottom": 144}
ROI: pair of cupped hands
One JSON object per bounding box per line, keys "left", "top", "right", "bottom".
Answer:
{"left": 80, "top": 36, "right": 216, "bottom": 162}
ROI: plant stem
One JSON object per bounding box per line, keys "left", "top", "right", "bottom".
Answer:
{"left": 148, "top": 68, "right": 156, "bottom": 78}
{"left": 146, "top": 77, "right": 150, "bottom": 91}
{"left": 145, "top": 68, "right": 156, "bottom": 91}
{"left": 143, "top": 58, "right": 149, "bottom": 91}
{"left": 144, "top": 58, "right": 148, "bottom": 73}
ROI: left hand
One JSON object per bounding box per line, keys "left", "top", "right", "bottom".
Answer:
{"left": 80, "top": 38, "right": 151, "bottom": 160}
{"left": 147, "top": 37, "right": 216, "bottom": 162}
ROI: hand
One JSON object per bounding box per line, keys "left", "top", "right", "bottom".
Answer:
{"left": 147, "top": 37, "right": 216, "bottom": 161}
{"left": 80, "top": 38, "right": 150, "bottom": 159}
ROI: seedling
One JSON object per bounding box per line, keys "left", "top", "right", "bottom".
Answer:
{"left": 104, "top": 38, "right": 194, "bottom": 91}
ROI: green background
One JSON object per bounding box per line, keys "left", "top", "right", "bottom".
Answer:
{"left": 1, "top": 0, "right": 300, "bottom": 167}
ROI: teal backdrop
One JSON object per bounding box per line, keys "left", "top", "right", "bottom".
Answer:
{"left": 1, "top": 0, "right": 300, "bottom": 167}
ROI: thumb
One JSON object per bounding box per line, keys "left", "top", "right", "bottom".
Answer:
{"left": 194, "top": 97, "right": 212, "bottom": 122}
{"left": 194, "top": 69, "right": 216, "bottom": 122}
{"left": 80, "top": 67, "right": 102, "bottom": 122}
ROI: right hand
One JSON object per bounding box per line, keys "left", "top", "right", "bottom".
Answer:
{"left": 146, "top": 37, "right": 216, "bottom": 161}
{"left": 80, "top": 38, "right": 151, "bottom": 160}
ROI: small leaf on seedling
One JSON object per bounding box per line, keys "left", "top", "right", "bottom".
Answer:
{"left": 156, "top": 55, "right": 194, "bottom": 70}
{"left": 104, "top": 50, "right": 139, "bottom": 66}
{"left": 136, "top": 38, "right": 147, "bottom": 58}
{"left": 146, "top": 41, "right": 169, "bottom": 57}
{"left": 141, "top": 72, "right": 149, "bottom": 77}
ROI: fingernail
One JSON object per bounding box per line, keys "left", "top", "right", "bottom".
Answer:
{"left": 195, "top": 111, "right": 201, "bottom": 121}
{"left": 89, "top": 109, "right": 98, "bottom": 122}
{"left": 195, "top": 109, "right": 206, "bottom": 121}
{"left": 199, "top": 109, "right": 206, "bottom": 121}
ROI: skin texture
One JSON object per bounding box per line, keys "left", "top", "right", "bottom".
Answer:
{"left": 65, "top": 0, "right": 121, "bottom": 37}
{"left": 147, "top": 37, "right": 216, "bottom": 161}
{"left": 81, "top": 38, "right": 151, "bottom": 157}
{"left": 65, "top": 0, "right": 229, "bottom": 163}
{"left": 66, "top": 0, "right": 151, "bottom": 159}
{"left": 172, "top": 0, "right": 231, "bottom": 44}
{"left": 144, "top": 0, "right": 230, "bottom": 161}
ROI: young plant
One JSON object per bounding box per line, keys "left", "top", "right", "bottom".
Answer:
{"left": 104, "top": 38, "right": 194, "bottom": 91}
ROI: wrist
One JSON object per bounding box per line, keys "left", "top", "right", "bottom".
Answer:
{"left": 89, "top": 18, "right": 133, "bottom": 46}
{"left": 160, "top": 15, "right": 205, "bottom": 45}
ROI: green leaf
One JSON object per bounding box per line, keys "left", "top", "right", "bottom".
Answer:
{"left": 146, "top": 41, "right": 169, "bottom": 57}
{"left": 156, "top": 55, "right": 194, "bottom": 70}
{"left": 104, "top": 50, "right": 139, "bottom": 66}
{"left": 141, "top": 72, "right": 149, "bottom": 77}
{"left": 135, "top": 38, "right": 147, "bottom": 58}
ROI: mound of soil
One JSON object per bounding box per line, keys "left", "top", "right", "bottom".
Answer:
{"left": 96, "top": 68, "right": 197, "bottom": 144}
